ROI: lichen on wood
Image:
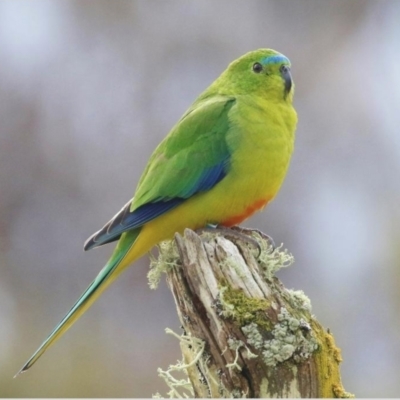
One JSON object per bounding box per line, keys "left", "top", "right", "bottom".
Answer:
{"left": 149, "top": 228, "right": 353, "bottom": 398}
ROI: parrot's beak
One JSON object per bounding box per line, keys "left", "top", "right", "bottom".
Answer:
{"left": 280, "top": 66, "right": 292, "bottom": 99}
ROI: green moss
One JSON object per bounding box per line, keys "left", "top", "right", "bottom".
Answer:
{"left": 284, "top": 289, "right": 312, "bottom": 313}
{"left": 310, "top": 321, "right": 354, "bottom": 398}
{"left": 225, "top": 338, "right": 258, "bottom": 371}
{"left": 252, "top": 233, "right": 294, "bottom": 280}
{"left": 148, "top": 240, "right": 180, "bottom": 289}
{"left": 240, "top": 308, "right": 319, "bottom": 369}
{"left": 241, "top": 322, "right": 264, "bottom": 350}
{"left": 219, "top": 285, "right": 272, "bottom": 329}
{"left": 332, "top": 383, "right": 355, "bottom": 398}
{"left": 154, "top": 328, "right": 206, "bottom": 398}
{"left": 261, "top": 307, "right": 319, "bottom": 367}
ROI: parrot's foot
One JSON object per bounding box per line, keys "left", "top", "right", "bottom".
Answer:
{"left": 230, "top": 226, "right": 276, "bottom": 251}
{"left": 197, "top": 225, "right": 270, "bottom": 257}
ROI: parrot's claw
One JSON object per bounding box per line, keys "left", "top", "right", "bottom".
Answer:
{"left": 197, "top": 225, "right": 269, "bottom": 257}
{"left": 230, "top": 226, "right": 276, "bottom": 252}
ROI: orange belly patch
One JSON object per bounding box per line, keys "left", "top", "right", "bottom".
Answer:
{"left": 221, "top": 198, "right": 271, "bottom": 227}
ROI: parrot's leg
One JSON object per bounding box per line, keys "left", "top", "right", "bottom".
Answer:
{"left": 196, "top": 225, "right": 262, "bottom": 256}
{"left": 230, "top": 226, "right": 276, "bottom": 251}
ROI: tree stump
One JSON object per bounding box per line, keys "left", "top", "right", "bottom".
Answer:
{"left": 149, "top": 228, "right": 353, "bottom": 398}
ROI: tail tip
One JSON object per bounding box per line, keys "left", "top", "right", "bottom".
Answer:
{"left": 14, "top": 359, "right": 33, "bottom": 378}
{"left": 13, "top": 365, "right": 28, "bottom": 379}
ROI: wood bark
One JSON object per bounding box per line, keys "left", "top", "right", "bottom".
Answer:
{"left": 154, "top": 228, "right": 353, "bottom": 398}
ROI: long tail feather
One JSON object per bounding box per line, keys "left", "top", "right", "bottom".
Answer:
{"left": 15, "top": 229, "right": 140, "bottom": 377}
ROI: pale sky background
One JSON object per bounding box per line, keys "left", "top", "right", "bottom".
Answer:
{"left": 1, "top": 0, "right": 400, "bottom": 397}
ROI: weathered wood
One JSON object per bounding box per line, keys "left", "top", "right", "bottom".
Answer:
{"left": 150, "top": 228, "right": 353, "bottom": 398}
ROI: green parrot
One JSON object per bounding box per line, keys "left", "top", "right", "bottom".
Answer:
{"left": 17, "top": 48, "right": 297, "bottom": 375}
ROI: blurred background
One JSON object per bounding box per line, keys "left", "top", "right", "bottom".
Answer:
{"left": 1, "top": 0, "right": 399, "bottom": 397}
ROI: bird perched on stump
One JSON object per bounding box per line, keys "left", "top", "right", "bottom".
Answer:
{"left": 17, "top": 48, "right": 297, "bottom": 375}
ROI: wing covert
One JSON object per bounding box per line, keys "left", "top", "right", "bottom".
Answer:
{"left": 84, "top": 96, "right": 236, "bottom": 251}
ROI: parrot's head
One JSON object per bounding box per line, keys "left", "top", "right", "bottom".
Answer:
{"left": 212, "top": 49, "right": 294, "bottom": 102}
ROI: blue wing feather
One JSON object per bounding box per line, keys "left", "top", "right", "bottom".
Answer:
{"left": 84, "top": 97, "right": 235, "bottom": 251}
{"left": 84, "top": 160, "right": 227, "bottom": 251}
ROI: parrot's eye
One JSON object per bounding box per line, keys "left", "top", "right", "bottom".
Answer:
{"left": 252, "top": 62, "right": 263, "bottom": 73}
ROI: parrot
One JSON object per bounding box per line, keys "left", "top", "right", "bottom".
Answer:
{"left": 16, "top": 48, "right": 297, "bottom": 375}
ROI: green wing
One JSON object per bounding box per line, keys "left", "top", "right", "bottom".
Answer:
{"left": 84, "top": 96, "right": 236, "bottom": 250}
{"left": 133, "top": 96, "right": 236, "bottom": 207}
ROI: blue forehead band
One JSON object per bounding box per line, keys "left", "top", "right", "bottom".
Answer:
{"left": 261, "top": 55, "right": 290, "bottom": 65}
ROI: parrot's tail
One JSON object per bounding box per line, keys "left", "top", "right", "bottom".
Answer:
{"left": 15, "top": 229, "right": 141, "bottom": 377}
